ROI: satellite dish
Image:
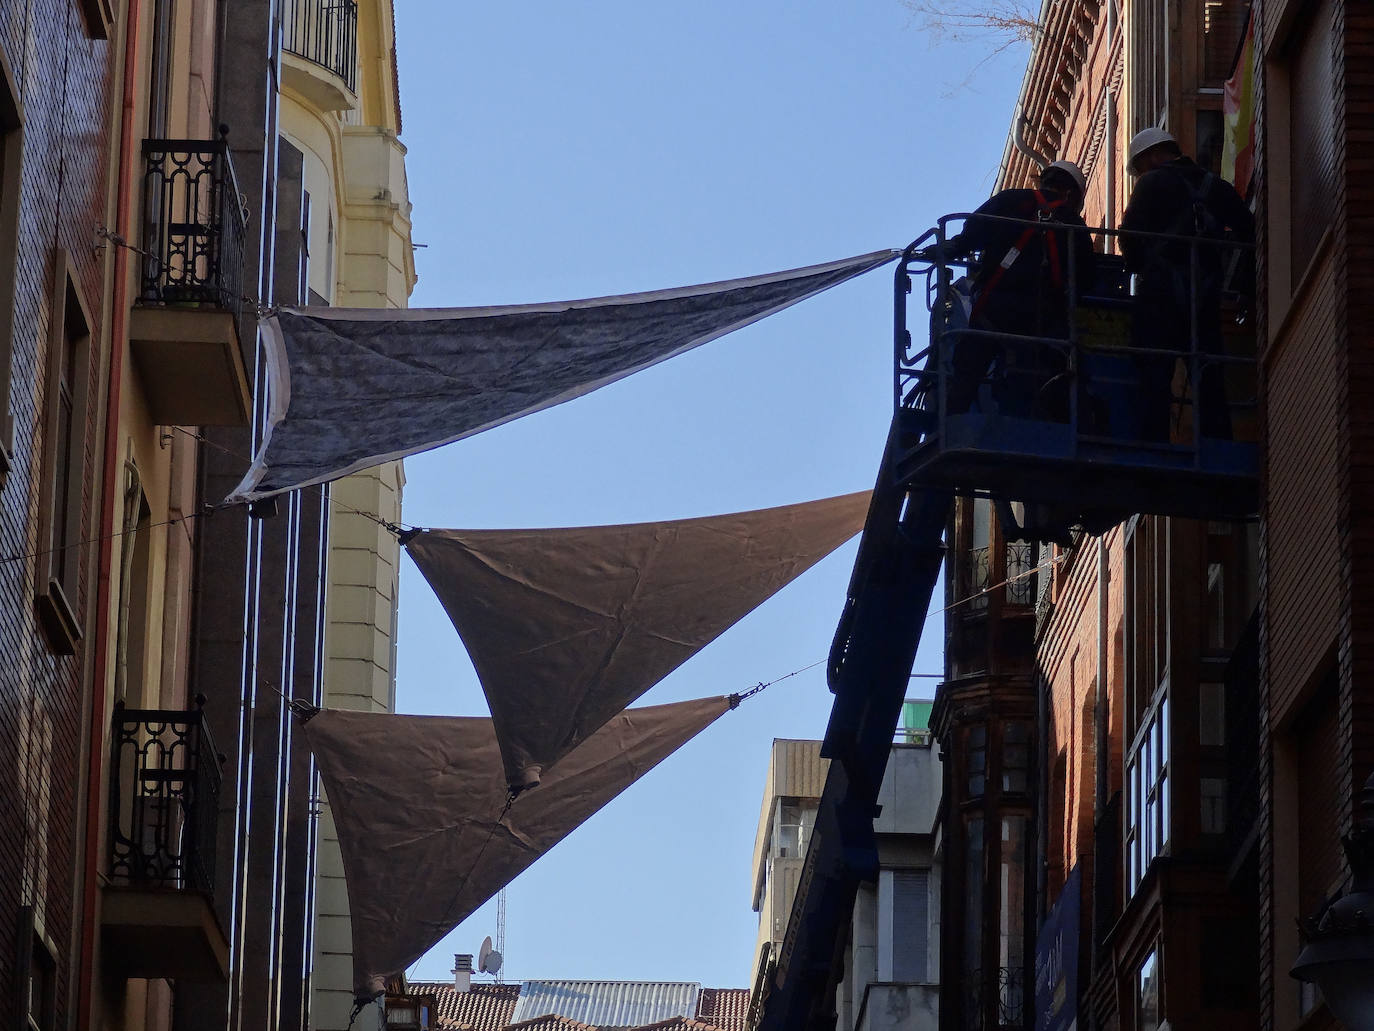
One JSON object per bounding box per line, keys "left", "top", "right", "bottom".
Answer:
{"left": 478, "top": 935, "right": 503, "bottom": 975}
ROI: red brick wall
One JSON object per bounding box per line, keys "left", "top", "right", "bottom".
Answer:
{"left": 0, "top": 5, "right": 113, "bottom": 1026}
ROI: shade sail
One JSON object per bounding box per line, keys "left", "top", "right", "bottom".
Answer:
{"left": 406, "top": 491, "right": 870, "bottom": 791}
{"left": 301, "top": 696, "right": 731, "bottom": 997}
{"left": 225, "top": 250, "right": 898, "bottom": 503}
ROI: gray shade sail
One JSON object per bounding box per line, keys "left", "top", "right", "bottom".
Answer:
{"left": 406, "top": 491, "right": 871, "bottom": 791}
{"left": 225, "top": 250, "right": 898, "bottom": 503}
{"left": 301, "top": 696, "right": 731, "bottom": 997}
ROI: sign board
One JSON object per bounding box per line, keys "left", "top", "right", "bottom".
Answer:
{"left": 1034, "top": 864, "right": 1082, "bottom": 1031}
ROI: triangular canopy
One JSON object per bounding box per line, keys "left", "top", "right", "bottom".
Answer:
{"left": 301, "top": 696, "right": 731, "bottom": 997}
{"left": 227, "top": 250, "right": 898, "bottom": 502}
{"left": 406, "top": 491, "right": 870, "bottom": 791}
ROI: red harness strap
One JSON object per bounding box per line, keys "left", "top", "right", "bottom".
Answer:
{"left": 970, "top": 190, "right": 1068, "bottom": 322}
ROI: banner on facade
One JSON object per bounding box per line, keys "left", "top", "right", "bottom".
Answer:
{"left": 301, "top": 696, "right": 732, "bottom": 998}
{"left": 1221, "top": 9, "right": 1256, "bottom": 193}
{"left": 1034, "top": 864, "right": 1082, "bottom": 1031}
{"left": 224, "top": 250, "right": 898, "bottom": 503}
{"left": 405, "top": 491, "right": 870, "bottom": 792}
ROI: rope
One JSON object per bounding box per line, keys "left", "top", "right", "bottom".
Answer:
{"left": 433, "top": 793, "right": 516, "bottom": 936}
{"left": 96, "top": 225, "right": 276, "bottom": 317}
{"left": 167, "top": 426, "right": 420, "bottom": 538}
{"left": 0, "top": 509, "right": 207, "bottom": 566}
{"left": 728, "top": 657, "right": 826, "bottom": 708}
{"left": 261, "top": 680, "right": 320, "bottom": 722}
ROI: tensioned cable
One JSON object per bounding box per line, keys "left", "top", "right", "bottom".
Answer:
{"left": 97, "top": 226, "right": 277, "bottom": 318}
{"left": 1, "top": 423, "right": 422, "bottom": 565}
{"left": 169, "top": 425, "right": 419, "bottom": 538}
{"left": 1, "top": 509, "right": 206, "bottom": 566}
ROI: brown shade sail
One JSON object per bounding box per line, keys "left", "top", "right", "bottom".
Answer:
{"left": 301, "top": 696, "right": 731, "bottom": 998}
{"left": 406, "top": 491, "right": 870, "bottom": 791}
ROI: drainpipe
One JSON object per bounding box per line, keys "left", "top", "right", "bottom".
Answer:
{"left": 1095, "top": 540, "right": 1109, "bottom": 814}
{"left": 1091, "top": 536, "right": 1111, "bottom": 971}
{"left": 1037, "top": 664, "right": 1050, "bottom": 924}
{"left": 1104, "top": 0, "right": 1119, "bottom": 238}
{"left": 78, "top": 0, "right": 142, "bottom": 1022}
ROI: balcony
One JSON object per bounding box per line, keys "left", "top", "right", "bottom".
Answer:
{"left": 281, "top": 0, "right": 359, "bottom": 111}
{"left": 130, "top": 133, "right": 251, "bottom": 426}
{"left": 101, "top": 698, "right": 229, "bottom": 982}
{"left": 964, "top": 967, "right": 1025, "bottom": 1031}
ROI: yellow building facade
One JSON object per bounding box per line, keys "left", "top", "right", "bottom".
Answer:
{"left": 276, "top": 2, "right": 416, "bottom": 1027}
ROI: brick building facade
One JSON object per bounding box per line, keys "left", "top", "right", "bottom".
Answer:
{"left": 0, "top": 1, "right": 400, "bottom": 1029}
{"left": 932, "top": 0, "right": 1268, "bottom": 1029}
{"left": 0, "top": 2, "right": 113, "bottom": 1028}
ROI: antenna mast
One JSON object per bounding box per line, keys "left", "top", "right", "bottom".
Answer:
{"left": 495, "top": 888, "right": 507, "bottom": 983}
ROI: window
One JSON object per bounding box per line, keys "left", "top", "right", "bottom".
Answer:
{"left": 775, "top": 800, "right": 813, "bottom": 860}
{"left": 17, "top": 907, "right": 56, "bottom": 1031}
{"left": 1125, "top": 518, "right": 1168, "bottom": 735}
{"left": 963, "top": 816, "right": 984, "bottom": 985}
{"left": 147, "top": 0, "right": 175, "bottom": 138}
{"left": 1133, "top": 0, "right": 1169, "bottom": 131}
{"left": 36, "top": 256, "right": 94, "bottom": 654}
{"left": 1002, "top": 722, "right": 1030, "bottom": 794}
{"left": 967, "top": 725, "right": 987, "bottom": 798}
{"left": 0, "top": 49, "right": 22, "bottom": 474}
{"left": 73, "top": 0, "right": 114, "bottom": 39}
{"left": 881, "top": 869, "right": 930, "bottom": 983}
{"left": 967, "top": 500, "right": 992, "bottom": 612}
{"left": 1138, "top": 949, "right": 1161, "bottom": 1031}
{"left": 1126, "top": 693, "right": 1170, "bottom": 892}
{"left": 115, "top": 462, "right": 153, "bottom": 703}
{"left": 1287, "top": 0, "right": 1335, "bottom": 277}
{"left": 998, "top": 816, "right": 1028, "bottom": 1024}
{"left": 300, "top": 188, "right": 312, "bottom": 303}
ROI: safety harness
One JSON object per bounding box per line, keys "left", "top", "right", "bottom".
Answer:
{"left": 970, "top": 190, "right": 1070, "bottom": 322}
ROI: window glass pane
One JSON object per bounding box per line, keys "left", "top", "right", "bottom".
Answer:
{"left": 1139, "top": 950, "right": 1160, "bottom": 1031}
{"left": 964, "top": 817, "right": 984, "bottom": 982}
{"left": 1201, "top": 777, "right": 1226, "bottom": 834}
{"left": 1159, "top": 695, "right": 1170, "bottom": 770}
{"left": 968, "top": 725, "right": 987, "bottom": 797}
{"left": 778, "top": 802, "right": 801, "bottom": 857}
{"left": 999, "top": 816, "right": 1028, "bottom": 1025}
{"left": 1289, "top": 0, "right": 1336, "bottom": 275}
{"left": 972, "top": 500, "right": 991, "bottom": 550}
{"left": 1206, "top": 560, "right": 1226, "bottom": 649}
{"left": 1199, "top": 681, "right": 1225, "bottom": 747}
{"left": 1003, "top": 722, "right": 1030, "bottom": 793}
{"left": 1160, "top": 768, "right": 1170, "bottom": 850}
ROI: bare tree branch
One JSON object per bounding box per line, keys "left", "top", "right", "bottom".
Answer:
{"left": 902, "top": 0, "right": 1044, "bottom": 46}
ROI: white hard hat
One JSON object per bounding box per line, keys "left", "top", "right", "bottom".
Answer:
{"left": 1128, "top": 127, "right": 1178, "bottom": 170}
{"left": 1041, "top": 159, "right": 1087, "bottom": 198}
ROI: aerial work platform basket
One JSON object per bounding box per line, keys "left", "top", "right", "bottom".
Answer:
{"left": 891, "top": 213, "right": 1259, "bottom": 524}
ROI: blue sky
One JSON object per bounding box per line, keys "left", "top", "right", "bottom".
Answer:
{"left": 391, "top": 1, "right": 1027, "bottom": 989}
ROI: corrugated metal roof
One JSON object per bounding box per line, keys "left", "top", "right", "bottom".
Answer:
{"left": 511, "top": 981, "right": 701, "bottom": 1028}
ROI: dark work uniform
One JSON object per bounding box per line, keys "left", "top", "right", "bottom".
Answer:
{"left": 942, "top": 189, "right": 1096, "bottom": 416}
{"left": 1120, "top": 156, "right": 1254, "bottom": 440}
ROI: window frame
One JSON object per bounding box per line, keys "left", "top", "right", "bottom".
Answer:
{"left": 35, "top": 252, "right": 95, "bottom": 656}
{"left": 0, "top": 46, "right": 23, "bottom": 479}
{"left": 72, "top": 0, "right": 114, "bottom": 40}
{"left": 14, "top": 906, "right": 57, "bottom": 1031}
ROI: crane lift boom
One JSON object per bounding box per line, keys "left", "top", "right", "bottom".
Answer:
{"left": 757, "top": 215, "right": 1257, "bottom": 1031}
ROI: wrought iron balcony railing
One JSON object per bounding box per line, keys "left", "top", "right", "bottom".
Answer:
{"left": 283, "top": 0, "right": 359, "bottom": 92}
{"left": 139, "top": 133, "right": 247, "bottom": 315}
{"left": 108, "top": 697, "right": 223, "bottom": 896}
{"left": 964, "top": 966, "right": 1026, "bottom": 1030}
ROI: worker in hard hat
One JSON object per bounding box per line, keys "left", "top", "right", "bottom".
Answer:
{"left": 1121, "top": 128, "right": 1254, "bottom": 441}
{"left": 926, "top": 160, "right": 1096, "bottom": 418}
